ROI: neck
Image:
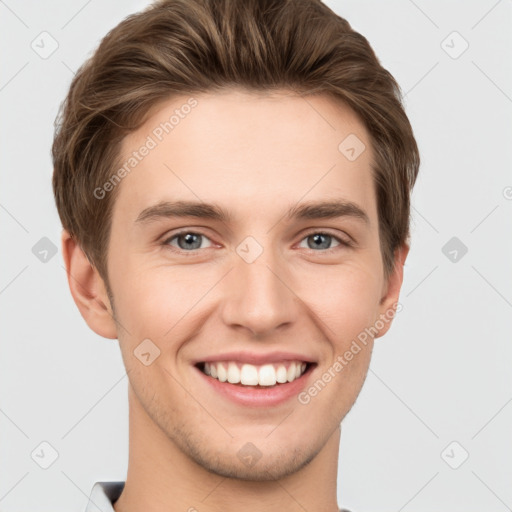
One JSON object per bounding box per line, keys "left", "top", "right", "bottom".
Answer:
{"left": 114, "top": 384, "right": 341, "bottom": 512}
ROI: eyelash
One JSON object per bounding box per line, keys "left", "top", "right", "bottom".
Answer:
{"left": 161, "top": 229, "right": 353, "bottom": 255}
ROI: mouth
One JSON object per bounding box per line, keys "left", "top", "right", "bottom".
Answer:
{"left": 195, "top": 360, "right": 315, "bottom": 388}
{"left": 193, "top": 359, "right": 318, "bottom": 408}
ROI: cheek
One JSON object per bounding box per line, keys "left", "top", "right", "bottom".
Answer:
{"left": 301, "top": 263, "right": 383, "bottom": 336}
{"left": 110, "top": 259, "right": 211, "bottom": 345}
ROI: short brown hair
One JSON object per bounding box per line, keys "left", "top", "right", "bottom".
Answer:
{"left": 52, "top": 0, "right": 420, "bottom": 288}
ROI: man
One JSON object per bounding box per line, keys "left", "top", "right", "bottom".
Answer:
{"left": 52, "top": 0, "right": 420, "bottom": 511}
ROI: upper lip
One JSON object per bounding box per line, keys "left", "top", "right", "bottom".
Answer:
{"left": 193, "top": 351, "right": 317, "bottom": 366}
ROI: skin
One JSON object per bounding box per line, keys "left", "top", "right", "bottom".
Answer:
{"left": 63, "top": 88, "right": 408, "bottom": 512}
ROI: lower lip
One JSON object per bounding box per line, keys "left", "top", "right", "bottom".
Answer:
{"left": 194, "top": 364, "right": 315, "bottom": 407}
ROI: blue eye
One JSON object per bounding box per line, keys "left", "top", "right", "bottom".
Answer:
{"left": 164, "top": 232, "right": 214, "bottom": 251}
{"left": 298, "top": 232, "right": 350, "bottom": 251}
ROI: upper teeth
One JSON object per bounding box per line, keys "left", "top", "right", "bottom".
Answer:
{"left": 203, "top": 361, "right": 307, "bottom": 386}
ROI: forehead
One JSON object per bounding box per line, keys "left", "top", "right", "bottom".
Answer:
{"left": 114, "top": 88, "right": 377, "bottom": 226}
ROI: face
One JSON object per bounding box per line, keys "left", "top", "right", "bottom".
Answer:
{"left": 103, "top": 88, "right": 403, "bottom": 480}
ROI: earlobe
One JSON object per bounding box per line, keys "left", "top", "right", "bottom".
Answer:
{"left": 375, "top": 243, "right": 409, "bottom": 339}
{"left": 61, "top": 230, "right": 118, "bottom": 339}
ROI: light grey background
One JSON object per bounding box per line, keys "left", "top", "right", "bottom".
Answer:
{"left": 1, "top": 1, "right": 511, "bottom": 511}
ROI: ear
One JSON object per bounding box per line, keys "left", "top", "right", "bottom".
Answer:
{"left": 61, "top": 230, "right": 118, "bottom": 339}
{"left": 374, "top": 243, "right": 409, "bottom": 339}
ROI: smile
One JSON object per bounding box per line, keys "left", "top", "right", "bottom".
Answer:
{"left": 194, "top": 359, "right": 317, "bottom": 407}
{"left": 198, "top": 360, "right": 311, "bottom": 386}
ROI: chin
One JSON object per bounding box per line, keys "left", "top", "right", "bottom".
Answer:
{"left": 185, "top": 443, "right": 318, "bottom": 481}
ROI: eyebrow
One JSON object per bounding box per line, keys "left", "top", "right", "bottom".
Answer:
{"left": 135, "top": 199, "right": 370, "bottom": 226}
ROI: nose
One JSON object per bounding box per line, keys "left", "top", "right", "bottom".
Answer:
{"left": 219, "top": 243, "right": 298, "bottom": 337}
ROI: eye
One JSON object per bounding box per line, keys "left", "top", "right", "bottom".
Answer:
{"left": 161, "top": 229, "right": 353, "bottom": 255}
{"left": 297, "top": 231, "right": 352, "bottom": 252}
{"left": 163, "top": 231, "right": 214, "bottom": 252}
